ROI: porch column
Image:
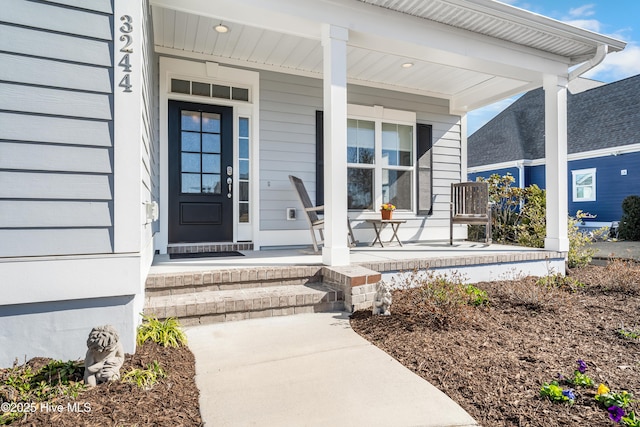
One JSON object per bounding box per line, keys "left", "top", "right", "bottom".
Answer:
{"left": 321, "top": 24, "right": 350, "bottom": 266}
{"left": 543, "top": 74, "right": 569, "bottom": 252}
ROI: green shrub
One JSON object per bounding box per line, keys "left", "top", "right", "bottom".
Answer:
{"left": 476, "top": 173, "right": 524, "bottom": 243}
{"left": 618, "top": 195, "right": 640, "bottom": 241}
{"left": 567, "top": 211, "right": 608, "bottom": 268}
{"left": 0, "top": 360, "right": 86, "bottom": 424}
{"left": 476, "top": 174, "right": 609, "bottom": 267}
{"left": 137, "top": 315, "right": 187, "bottom": 348}
{"left": 121, "top": 361, "right": 166, "bottom": 390}
{"left": 475, "top": 174, "right": 546, "bottom": 246}
{"left": 617, "top": 326, "right": 640, "bottom": 340}
{"left": 567, "top": 213, "right": 595, "bottom": 268}
{"left": 537, "top": 273, "right": 584, "bottom": 292}
{"left": 517, "top": 184, "right": 546, "bottom": 248}
{"left": 464, "top": 284, "right": 489, "bottom": 306}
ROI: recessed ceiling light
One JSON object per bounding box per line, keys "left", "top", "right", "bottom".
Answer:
{"left": 401, "top": 62, "right": 414, "bottom": 68}
{"left": 215, "top": 24, "right": 229, "bottom": 33}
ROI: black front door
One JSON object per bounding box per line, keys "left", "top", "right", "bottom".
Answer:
{"left": 168, "top": 101, "right": 233, "bottom": 243}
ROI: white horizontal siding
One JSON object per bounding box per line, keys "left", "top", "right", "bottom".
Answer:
{"left": 0, "top": 25, "right": 112, "bottom": 66}
{"left": 0, "top": 229, "right": 113, "bottom": 257}
{"left": 0, "top": 113, "right": 112, "bottom": 147}
{"left": 0, "top": 83, "right": 112, "bottom": 120}
{"left": 0, "top": 201, "right": 112, "bottom": 228}
{"left": 258, "top": 74, "right": 461, "bottom": 234}
{"left": 44, "top": 0, "right": 113, "bottom": 13}
{"left": 0, "top": 143, "right": 112, "bottom": 173}
{"left": 0, "top": 172, "right": 112, "bottom": 200}
{"left": 259, "top": 71, "right": 322, "bottom": 231}
{"left": 0, "top": 53, "right": 111, "bottom": 93}
{"left": 0, "top": 1, "right": 115, "bottom": 258}
{"left": 1, "top": 0, "right": 112, "bottom": 40}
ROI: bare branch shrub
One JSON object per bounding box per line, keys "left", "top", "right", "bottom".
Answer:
{"left": 394, "top": 270, "right": 476, "bottom": 328}
{"left": 490, "top": 276, "right": 567, "bottom": 311}
{"left": 571, "top": 259, "right": 640, "bottom": 294}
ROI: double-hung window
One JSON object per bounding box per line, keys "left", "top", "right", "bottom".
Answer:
{"left": 347, "top": 105, "right": 416, "bottom": 212}
{"left": 572, "top": 168, "right": 596, "bottom": 202}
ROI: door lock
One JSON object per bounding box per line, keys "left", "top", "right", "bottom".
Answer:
{"left": 227, "top": 177, "right": 232, "bottom": 198}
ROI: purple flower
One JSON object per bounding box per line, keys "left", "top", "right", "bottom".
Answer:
{"left": 608, "top": 406, "right": 625, "bottom": 423}
{"left": 562, "top": 389, "right": 575, "bottom": 400}
{"left": 577, "top": 359, "right": 587, "bottom": 374}
{"left": 556, "top": 373, "right": 565, "bottom": 381}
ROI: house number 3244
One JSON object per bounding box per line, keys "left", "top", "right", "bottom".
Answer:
{"left": 118, "top": 15, "right": 133, "bottom": 92}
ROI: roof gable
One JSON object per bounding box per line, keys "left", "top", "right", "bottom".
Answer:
{"left": 468, "top": 74, "right": 640, "bottom": 166}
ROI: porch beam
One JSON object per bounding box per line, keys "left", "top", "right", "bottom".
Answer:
{"left": 543, "top": 74, "right": 569, "bottom": 252}
{"left": 321, "top": 24, "right": 350, "bottom": 266}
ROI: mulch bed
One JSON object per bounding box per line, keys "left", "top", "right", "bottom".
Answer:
{"left": 4, "top": 263, "right": 640, "bottom": 426}
{"left": 8, "top": 342, "right": 202, "bottom": 427}
{"left": 350, "top": 265, "right": 640, "bottom": 427}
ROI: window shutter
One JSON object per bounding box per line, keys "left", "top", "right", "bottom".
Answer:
{"left": 315, "top": 111, "right": 324, "bottom": 206}
{"left": 417, "top": 123, "right": 433, "bottom": 215}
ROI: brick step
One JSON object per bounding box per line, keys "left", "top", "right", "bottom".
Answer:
{"left": 143, "top": 283, "right": 344, "bottom": 326}
{"left": 145, "top": 266, "right": 323, "bottom": 297}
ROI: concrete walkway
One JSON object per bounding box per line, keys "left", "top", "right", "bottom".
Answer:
{"left": 592, "top": 240, "right": 640, "bottom": 261}
{"left": 186, "top": 311, "right": 478, "bottom": 427}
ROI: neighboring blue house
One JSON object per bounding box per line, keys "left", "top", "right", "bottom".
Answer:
{"left": 468, "top": 75, "right": 640, "bottom": 228}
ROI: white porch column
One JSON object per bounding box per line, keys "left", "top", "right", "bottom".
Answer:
{"left": 321, "top": 24, "right": 350, "bottom": 266}
{"left": 543, "top": 74, "right": 570, "bottom": 252}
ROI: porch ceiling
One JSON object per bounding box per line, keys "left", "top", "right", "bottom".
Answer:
{"left": 151, "top": 0, "right": 625, "bottom": 112}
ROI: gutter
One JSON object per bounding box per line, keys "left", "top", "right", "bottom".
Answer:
{"left": 568, "top": 44, "right": 607, "bottom": 81}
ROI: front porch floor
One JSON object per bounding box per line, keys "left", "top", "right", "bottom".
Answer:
{"left": 150, "top": 240, "right": 564, "bottom": 277}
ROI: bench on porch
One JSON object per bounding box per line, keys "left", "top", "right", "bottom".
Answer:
{"left": 450, "top": 182, "right": 492, "bottom": 245}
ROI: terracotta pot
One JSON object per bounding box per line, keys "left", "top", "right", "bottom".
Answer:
{"left": 381, "top": 209, "right": 392, "bottom": 220}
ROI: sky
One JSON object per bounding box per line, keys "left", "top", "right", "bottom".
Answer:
{"left": 467, "top": 0, "right": 640, "bottom": 136}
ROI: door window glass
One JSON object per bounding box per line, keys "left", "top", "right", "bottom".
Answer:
{"left": 238, "top": 117, "right": 250, "bottom": 222}
{"left": 180, "top": 111, "right": 222, "bottom": 194}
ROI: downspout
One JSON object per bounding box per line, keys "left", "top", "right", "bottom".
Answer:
{"left": 516, "top": 160, "right": 525, "bottom": 210}
{"left": 568, "top": 44, "right": 607, "bottom": 81}
{"left": 516, "top": 161, "right": 525, "bottom": 189}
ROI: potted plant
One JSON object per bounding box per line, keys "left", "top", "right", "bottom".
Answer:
{"left": 380, "top": 203, "right": 396, "bottom": 220}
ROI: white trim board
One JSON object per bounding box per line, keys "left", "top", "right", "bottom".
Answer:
{"left": 467, "top": 143, "right": 640, "bottom": 174}
{"left": 157, "top": 57, "right": 260, "bottom": 253}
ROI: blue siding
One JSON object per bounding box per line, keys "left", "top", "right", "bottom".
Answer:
{"left": 516, "top": 154, "right": 640, "bottom": 222}
{"left": 468, "top": 166, "right": 520, "bottom": 187}
{"left": 527, "top": 165, "right": 546, "bottom": 188}
{"left": 568, "top": 153, "right": 640, "bottom": 222}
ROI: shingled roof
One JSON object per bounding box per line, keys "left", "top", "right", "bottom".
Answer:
{"left": 468, "top": 74, "right": 640, "bottom": 167}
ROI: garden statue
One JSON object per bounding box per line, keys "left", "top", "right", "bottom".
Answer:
{"left": 372, "top": 282, "right": 392, "bottom": 316}
{"left": 83, "top": 325, "right": 125, "bottom": 387}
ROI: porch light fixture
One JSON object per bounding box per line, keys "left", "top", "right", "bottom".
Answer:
{"left": 214, "top": 23, "right": 229, "bottom": 33}
{"left": 401, "top": 62, "right": 414, "bottom": 68}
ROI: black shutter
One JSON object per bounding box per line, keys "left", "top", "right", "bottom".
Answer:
{"left": 316, "top": 111, "right": 324, "bottom": 206}
{"left": 417, "top": 123, "right": 433, "bottom": 215}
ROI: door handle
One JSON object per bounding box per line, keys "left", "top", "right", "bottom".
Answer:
{"left": 227, "top": 177, "right": 232, "bottom": 198}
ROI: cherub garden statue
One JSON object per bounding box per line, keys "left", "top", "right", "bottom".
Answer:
{"left": 83, "top": 325, "right": 125, "bottom": 387}
{"left": 372, "top": 282, "right": 392, "bottom": 316}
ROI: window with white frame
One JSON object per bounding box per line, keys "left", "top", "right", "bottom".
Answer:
{"left": 572, "top": 168, "right": 596, "bottom": 202}
{"left": 347, "top": 106, "right": 416, "bottom": 211}
{"left": 238, "top": 117, "right": 250, "bottom": 222}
